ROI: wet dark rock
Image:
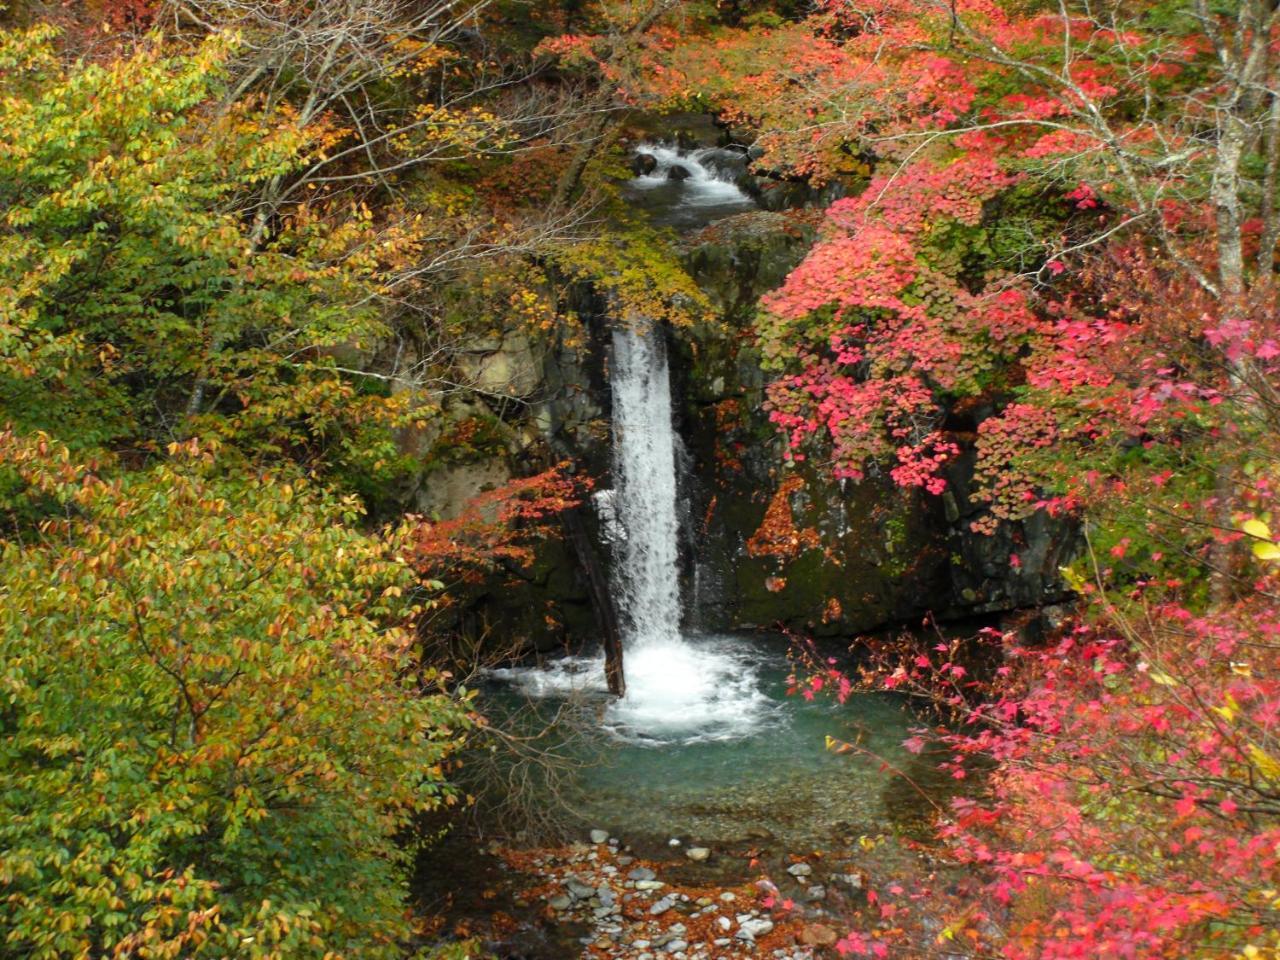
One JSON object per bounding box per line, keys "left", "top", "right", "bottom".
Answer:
{"left": 633, "top": 152, "right": 658, "bottom": 176}
{"left": 667, "top": 164, "right": 692, "bottom": 181}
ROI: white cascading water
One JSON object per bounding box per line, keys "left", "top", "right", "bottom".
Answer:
{"left": 629, "top": 143, "right": 751, "bottom": 202}
{"left": 608, "top": 323, "right": 682, "bottom": 647}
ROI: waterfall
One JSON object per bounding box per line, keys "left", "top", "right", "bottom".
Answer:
{"left": 489, "top": 144, "right": 772, "bottom": 744}
{"left": 610, "top": 323, "right": 682, "bottom": 647}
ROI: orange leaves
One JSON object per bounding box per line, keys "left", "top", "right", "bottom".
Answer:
{"left": 746, "top": 474, "right": 820, "bottom": 560}
{"left": 403, "top": 463, "right": 589, "bottom": 582}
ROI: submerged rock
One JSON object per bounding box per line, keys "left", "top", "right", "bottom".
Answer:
{"left": 686, "top": 846, "right": 711, "bottom": 862}
{"left": 799, "top": 923, "right": 838, "bottom": 947}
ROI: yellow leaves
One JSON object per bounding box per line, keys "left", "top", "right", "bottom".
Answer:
{"left": 1241, "top": 518, "right": 1280, "bottom": 561}
{"left": 1212, "top": 694, "right": 1240, "bottom": 723}
{"left": 1248, "top": 743, "right": 1280, "bottom": 781}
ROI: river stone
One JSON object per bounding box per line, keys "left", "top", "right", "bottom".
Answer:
{"left": 565, "top": 878, "right": 596, "bottom": 900}
{"left": 805, "top": 884, "right": 826, "bottom": 902}
{"left": 650, "top": 897, "right": 675, "bottom": 916}
{"left": 736, "top": 918, "right": 775, "bottom": 941}
{"left": 548, "top": 895, "right": 572, "bottom": 910}
{"left": 685, "top": 846, "right": 711, "bottom": 862}
{"left": 666, "top": 941, "right": 688, "bottom": 954}
{"left": 786, "top": 862, "right": 813, "bottom": 877}
{"left": 628, "top": 867, "right": 657, "bottom": 881}
{"left": 799, "top": 923, "right": 839, "bottom": 948}
{"left": 635, "top": 880, "right": 665, "bottom": 892}
{"left": 717, "top": 917, "right": 732, "bottom": 932}
{"left": 632, "top": 941, "right": 650, "bottom": 950}
{"left": 719, "top": 892, "right": 736, "bottom": 902}
{"left": 667, "top": 164, "right": 692, "bottom": 181}
{"left": 590, "top": 829, "right": 609, "bottom": 844}
{"left": 632, "top": 152, "right": 658, "bottom": 176}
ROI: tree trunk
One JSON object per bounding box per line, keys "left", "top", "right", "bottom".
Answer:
{"left": 561, "top": 506, "right": 625, "bottom": 695}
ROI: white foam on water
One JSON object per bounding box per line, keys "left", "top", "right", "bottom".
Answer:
{"left": 628, "top": 142, "right": 755, "bottom": 209}
{"left": 489, "top": 637, "right": 779, "bottom": 745}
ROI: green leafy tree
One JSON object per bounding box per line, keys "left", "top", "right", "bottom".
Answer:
{"left": 0, "top": 432, "right": 470, "bottom": 959}
{"left": 0, "top": 25, "right": 400, "bottom": 470}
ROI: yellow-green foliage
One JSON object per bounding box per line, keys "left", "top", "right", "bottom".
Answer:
{"left": 554, "top": 223, "right": 711, "bottom": 328}
{"left": 0, "top": 26, "right": 389, "bottom": 456}
{"left": 0, "top": 433, "right": 471, "bottom": 959}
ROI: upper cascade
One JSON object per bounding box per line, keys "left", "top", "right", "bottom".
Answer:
{"left": 626, "top": 141, "right": 755, "bottom": 230}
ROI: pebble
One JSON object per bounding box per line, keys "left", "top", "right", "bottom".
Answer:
{"left": 650, "top": 897, "right": 675, "bottom": 916}
{"left": 632, "top": 941, "right": 650, "bottom": 950}
{"left": 717, "top": 916, "right": 732, "bottom": 932}
{"left": 805, "top": 884, "right": 826, "bottom": 902}
{"left": 685, "top": 846, "right": 711, "bottom": 861}
{"left": 666, "top": 940, "right": 688, "bottom": 954}
{"left": 719, "top": 892, "right": 737, "bottom": 902}
{"left": 736, "top": 918, "right": 775, "bottom": 941}
{"left": 590, "top": 829, "right": 609, "bottom": 844}
{"left": 635, "top": 880, "right": 666, "bottom": 892}
{"left": 628, "top": 867, "right": 658, "bottom": 882}
{"left": 799, "top": 923, "right": 838, "bottom": 948}
{"left": 668, "top": 837, "right": 682, "bottom": 847}
{"left": 548, "top": 895, "right": 572, "bottom": 910}
{"left": 833, "top": 872, "right": 863, "bottom": 890}
{"left": 786, "top": 862, "right": 813, "bottom": 878}
{"left": 565, "top": 878, "right": 596, "bottom": 900}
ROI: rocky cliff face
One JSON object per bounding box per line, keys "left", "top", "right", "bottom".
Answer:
{"left": 670, "top": 211, "right": 1077, "bottom": 637}
{"left": 394, "top": 191, "right": 1075, "bottom": 654}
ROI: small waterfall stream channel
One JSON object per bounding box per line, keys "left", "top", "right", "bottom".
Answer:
{"left": 414, "top": 142, "right": 961, "bottom": 960}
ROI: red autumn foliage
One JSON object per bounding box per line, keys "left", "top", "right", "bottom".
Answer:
{"left": 404, "top": 463, "right": 588, "bottom": 588}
